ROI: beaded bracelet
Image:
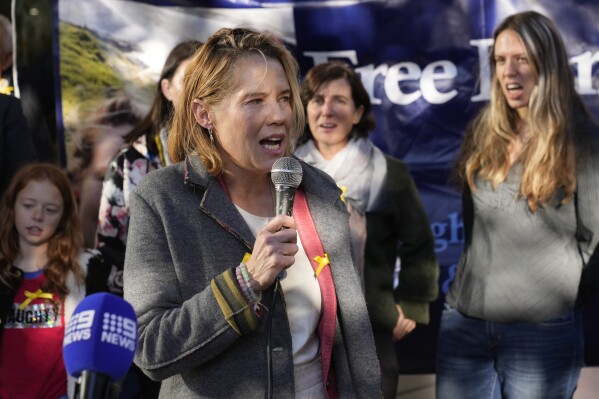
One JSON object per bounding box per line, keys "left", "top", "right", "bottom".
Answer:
{"left": 235, "top": 263, "right": 263, "bottom": 308}
{"left": 239, "top": 262, "right": 262, "bottom": 303}
{"left": 235, "top": 266, "right": 251, "bottom": 300}
{"left": 234, "top": 264, "right": 266, "bottom": 318}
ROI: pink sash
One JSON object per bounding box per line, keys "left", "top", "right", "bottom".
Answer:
{"left": 294, "top": 189, "right": 338, "bottom": 399}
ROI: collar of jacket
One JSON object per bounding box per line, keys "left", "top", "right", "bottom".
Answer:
{"left": 180, "top": 154, "right": 345, "bottom": 251}
{"left": 182, "top": 155, "right": 343, "bottom": 210}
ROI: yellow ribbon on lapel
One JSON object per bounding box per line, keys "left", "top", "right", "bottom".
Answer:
{"left": 19, "top": 289, "right": 54, "bottom": 310}
{"left": 0, "top": 78, "right": 14, "bottom": 95}
{"left": 338, "top": 185, "right": 347, "bottom": 204}
{"left": 243, "top": 252, "right": 252, "bottom": 263}
{"left": 313, "top": 254, "right": 330, "bottom": 278}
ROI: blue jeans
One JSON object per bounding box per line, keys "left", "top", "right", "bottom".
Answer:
{"left": 436, "top": 306, "right": 584, "bottom": 399}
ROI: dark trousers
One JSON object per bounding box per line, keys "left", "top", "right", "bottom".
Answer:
{"left": 373, "top": 329, "right": 400, "bottom": 399}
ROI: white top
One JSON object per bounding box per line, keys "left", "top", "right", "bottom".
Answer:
{"left": 235, "top": 206, "right": 323, "bottom": 369}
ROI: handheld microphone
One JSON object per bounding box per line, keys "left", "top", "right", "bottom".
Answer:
{"left": 267, "top": 157, "right": 302, "bottom": 398}
{"left": 63, "top": 292, "right": 138, "bottom": 399}
{"left": 270, "top": 157, "right": 303, "bottom": 217}
{"left": 271, "top": 157, "right": 303, "bottom": 281}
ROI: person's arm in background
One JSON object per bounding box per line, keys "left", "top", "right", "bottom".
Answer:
{"left": 0, "top": 93, "right": 37, "bottom": 195}
{"left": 82, "top": 248, "right": 110, "bottom": 295}
{"left": 392, "top": 159, "right": 439, "bottom": 325}
{"left": 365, "top": 156, "right": 439, "bottom": 339}
{"left": 575, "top": 126, "right": 599, "bottom": 307}
{"left": 93, "top": 151, "right": 127, "bottom": 295}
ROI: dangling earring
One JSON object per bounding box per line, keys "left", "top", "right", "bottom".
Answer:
{"left": 208, "top": 128, "right": 214, "bottom": 144}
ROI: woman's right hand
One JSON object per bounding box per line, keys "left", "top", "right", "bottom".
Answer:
{"left": 245, "top": 215, "right": 298, "bottom": 291}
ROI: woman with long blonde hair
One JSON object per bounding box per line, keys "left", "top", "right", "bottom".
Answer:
{"left": 436, "top": 11, "right": 599, "bottom": 399}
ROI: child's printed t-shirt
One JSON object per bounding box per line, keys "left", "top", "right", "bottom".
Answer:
{"left": 0, "top": 270, "right": 67, "bottom": 399}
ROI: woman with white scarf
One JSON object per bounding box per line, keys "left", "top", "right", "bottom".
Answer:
{"left": 294, "top": 61, "right": 439, "bottom": 399}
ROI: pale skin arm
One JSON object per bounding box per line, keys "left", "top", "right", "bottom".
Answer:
{"left": 392, "top": 304, "right": 416, "bottom": 342}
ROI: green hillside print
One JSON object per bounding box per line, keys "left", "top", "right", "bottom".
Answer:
{"left": 59, "top": 21, "right": 155, "bottom": 165}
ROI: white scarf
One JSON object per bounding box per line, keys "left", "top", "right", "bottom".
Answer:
{"left": 295, "top": 138, "right": 388, "bottom": 291}
{"left": 295, "top": 137, "right": 387, "bottom": 213}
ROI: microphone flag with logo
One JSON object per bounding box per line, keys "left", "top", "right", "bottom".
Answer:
{"left": 63, "top": 292, "right": 138, "bottom": 383}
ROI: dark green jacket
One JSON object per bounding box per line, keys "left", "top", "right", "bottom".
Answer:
{"left": 364, "top": 156, "right": 439, "bottom": 331}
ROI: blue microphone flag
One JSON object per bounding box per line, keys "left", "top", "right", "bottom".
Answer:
{"left": 63, "top": 292, "right": 138, "bottom": 382}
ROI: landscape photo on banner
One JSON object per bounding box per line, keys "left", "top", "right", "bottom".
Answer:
{"left": 53, "top": 0, "right": 599, "bottom": 372}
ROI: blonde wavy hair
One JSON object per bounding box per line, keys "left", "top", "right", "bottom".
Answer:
{"left": 0, "top": 164, "right": 85, "bottom": 297}
{"left": 168, "top": 27, "right": 305, "bottom": 175}
{"left": 458, "top": 11, "right": 588, "bottom": 212}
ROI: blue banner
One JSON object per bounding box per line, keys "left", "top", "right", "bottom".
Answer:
{"left": 54, "top": 0, "right": 599, "bottom": 371}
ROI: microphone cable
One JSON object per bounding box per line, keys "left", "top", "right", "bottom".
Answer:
{"left": 266, "top": 157, "right": 302, "bottom": 398}
{"left": 266, "top": 278, "right": 280, "bottom": 399}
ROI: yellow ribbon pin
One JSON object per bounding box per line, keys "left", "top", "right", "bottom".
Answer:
{"left": 0, "top": 78, "right": 14, "bottom": 95}
{"left": 338, "top": 185, "right": 347, "bottom": 204}
{"left": 242, "top": 252, "right": 252, "bottom": 263}
{"left": 19, "top": 289, "right": 54, "bottom": 310}
{"left": 313, "top": 254, "right": 330, "bottom": 278}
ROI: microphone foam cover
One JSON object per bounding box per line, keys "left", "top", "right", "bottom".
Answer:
{"left": 63, "top": 292, "right": 138, "bottom": 382}
{"left": 271, "top": 157, "right": 303, "bottom": 188}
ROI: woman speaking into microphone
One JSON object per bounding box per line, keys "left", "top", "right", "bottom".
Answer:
{"left": 123, "top": 27, "right": 380, "bottom": 398}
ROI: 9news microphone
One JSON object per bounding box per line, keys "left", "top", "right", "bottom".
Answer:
{"left": 63, "top": 292, "right": 138, "bottom": 399}
{"left": 271, "top": 157, "right": 303, "bottom": 217}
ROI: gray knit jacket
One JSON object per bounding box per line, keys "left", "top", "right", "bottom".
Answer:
{"left": 123, "top": 156, "right": 381, "bottom": 398}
